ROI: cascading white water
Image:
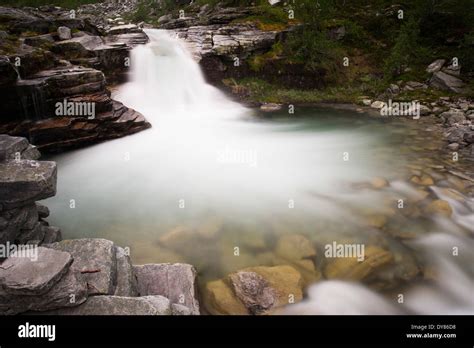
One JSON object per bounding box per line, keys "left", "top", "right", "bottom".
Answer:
{"left": 46, "top": 29, "right": 474, "bottom": 314}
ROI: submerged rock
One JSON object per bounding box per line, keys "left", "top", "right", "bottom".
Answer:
{"left": 323, "top": 245, "right": 394, "bottom": 281}
{"left": 229, "top": 271, "right": 277, "bottom": 315}
{"left": 424, "top": 199, "right": 453, "bottom": 217}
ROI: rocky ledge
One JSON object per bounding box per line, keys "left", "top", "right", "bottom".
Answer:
{"left": 0, "top": 135, "right": 199, "bottom": 315}
{"left": 0, "top": 6, "right": 150, "bottom": 153}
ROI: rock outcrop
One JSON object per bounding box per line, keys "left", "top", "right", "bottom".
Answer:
{"left": 0, "top": 135, "right": 60, "bottom": 246}
{"left": 0, "top": 6, "right": 150, "bottom": 153}
{"left": 0, "top": 65, "right": 150, "bottom": 152}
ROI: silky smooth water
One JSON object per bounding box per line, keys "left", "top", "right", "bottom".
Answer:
{"left": 45, "top": 30, "right": 474, "bottom": 314}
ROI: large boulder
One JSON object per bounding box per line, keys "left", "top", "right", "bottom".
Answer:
{"left": 0, "top": 247, "right": 88, "bottom": 314}
{"left": 133, "top": 263, "right": 200, "bottom": 314}
{"left": 43, "top": 295, "right": 172, "bottom": 315}
{"left": 203, "top": 265, "right": 304, "bottom": 315}
{"left": 0, "top": 247, "right": 71, "bottom": 295}
{"left": 45, "top": 239, "right": 117, "bottom": 296}
{"left": 429, "top": 71, "right": 466, "bottom": 94}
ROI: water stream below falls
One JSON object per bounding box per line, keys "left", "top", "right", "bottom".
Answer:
{"left": 45, "top": 30, "right": 474, "bottom": 314}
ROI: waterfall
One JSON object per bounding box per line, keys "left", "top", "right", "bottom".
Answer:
{"left": 46, "top": 29, "right": 474, "bottom": 315}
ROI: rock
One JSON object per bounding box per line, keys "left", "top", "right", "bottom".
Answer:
{"left": 0, "top": 160, "right": 57, "bottom": 209}
{"left": 440, "top": 109, "right": 466, "bottom": 126}
{"left": 371, "top": 177, "right": 389, "bottom": 189}
{"left": 232, "top": 265, "right": 304, "bottom": 313}
{"left": 447, "top": 126, "right": 470, "bottom": 143}
{"left": 41, "top": 226, "right": 62, "bottom": 244}
{"left": 36, "top": 203, "right": 50, "bottom": 218}
{"left": 274, "top": 234, "right": 316, "bottom": 261}
{"left": 447, "top": 143, "right": 460, "bottom": 151}
{"left": 362, "top": 99, "right": 372, "bottom": 106}
{"left": 260, "top": 103, "right": 282, "bottom": 112}
{"left": 171, "top": 303, "right": 194, "bottom": 315}
{"left": 388, "top": 84, "right": 400, "bottom": 95}
{"left": 203, "top": 279, "right": 249, "bottom": 315}
{"left": 429, "top": 71, "right": 466, "bottom": 94}
{"left": 133, "top": 263, "right": 199, "bottom": 314}
{"left": 371, "top": 101, "right": 385, "bottom": 109}
{"left": 44, "top": 295, "right": 172, "bottom": 315}
{"left": 410, "top": 174, "right": 434, "bottom": 186}
{"left": 158, "top": 14, "right": 173, "bottom": 24}
{"left": 45, "top": 239, "right": 117, "bottom": 296}
{"left": 0, "top": 56, "right": 18, "bottom": 86}
{"left": 419, "top": 105, "right": 431, "bottom": 116}
{"left": 23, "top": 34, "right": 55, "bottom": 47}
{"left": 0, "top": 135, "right": 29, "bottom": 161}
{"left": 405, "top": 81, "right": 428, "bottom": 90}
{"left": 464, "top": 131, "right": 474, "bottom": 144}
{"left": 424, "top": 199, "right": 452, "bottom": 217}
{"left": 426, "top": 59, "right": 446, "bottom": 73}
{"left": 114, "top": 246, "right": 138, "bottom": 297}
{"left": 57, "top": 26, "right": 71, "bottom": 40}
{"left": 323, "top": 246, "right": 394, "bottom": 281}
{"left": 228, "top": 271, "right": 277, "bottom": 315}
{"left": 0, "top": 267, "right": 87, "bottom": 315}
{"left": 0, "top": 247, "right": 71, "bottom": 295}
{"left": 106, "top": 24, "right": 142, "bottom": 35}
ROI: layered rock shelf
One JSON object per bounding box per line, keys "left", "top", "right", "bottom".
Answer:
{"left": 0, "top": 6, "right": 150, "bottom": 153}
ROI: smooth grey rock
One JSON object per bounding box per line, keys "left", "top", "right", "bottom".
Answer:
{"left": 0, "top": 246, "right": 71, "bottom": 295}
{"left": 46, "top": 239, "right": 117, "bottom": 295}
{"left": 44, "top": 295, "right": 171, "bottom": 315}
{"left": 430, "top": 71, "right": 466, "bottom": 93}
{"left": 229, "top": 271, "right": 277, "bottom": 315}
{"left": 0, "top": 160, "right": 57, "bottom": 209}
{"left": 57, "top": 26, "right": 72, "bottom": 40}
{"left": 114, "top": 246, "right": 138, "bottom": 297}
{"left": 426, "top": 59, "right": 446, "bottom": 73}
{"left": 133, "top": 263, "right": 200, "bottom": 314}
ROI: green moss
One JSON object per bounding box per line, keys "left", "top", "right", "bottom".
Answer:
{"left": 228, "top": 78, "right": 361, "bottom": 104}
